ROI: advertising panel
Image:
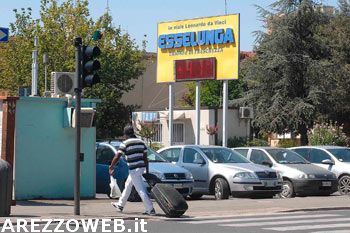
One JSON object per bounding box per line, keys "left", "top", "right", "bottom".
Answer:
{"left": 157, "top": 14, "right": 240, "bottom": 83}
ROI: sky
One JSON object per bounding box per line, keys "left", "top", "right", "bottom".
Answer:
{"left": 0, "top": 0, "right": 339, "bottom": 52}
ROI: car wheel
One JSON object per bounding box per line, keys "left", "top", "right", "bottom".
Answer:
{"left": 214, "top": 178, "right": 230, "bottom": 200}
{"left": 339, "top": 175, "right": 350, "bottom": 195}
{"left": 189, "top": 194, "right": 203, "bottom": 200}
{"left": 280, "top": 180, "right": 294, "bottom": 198}
{"left": 128, "top": 187, "right": 141, "bottom": 202}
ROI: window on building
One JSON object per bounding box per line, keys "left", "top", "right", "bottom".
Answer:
{"left": 172, "top": 123, "right": 184, "bottom": 143}
{"left": 151, "top": 123, "right": 162, "bottom": 142}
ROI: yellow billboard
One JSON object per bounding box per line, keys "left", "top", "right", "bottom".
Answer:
{"left": 157, "top": 14, "right": 240, "bottom": 83}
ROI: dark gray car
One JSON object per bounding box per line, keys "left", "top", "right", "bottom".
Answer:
{"left": 234, "top": 147, "right": 338, "bottom": 198}
{"left": 291, "top": 146, "right": 350, "bottom": 195}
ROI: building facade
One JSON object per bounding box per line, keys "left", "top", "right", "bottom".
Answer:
{"left": 133, "top": 108, "right": 250, "bottom": 147}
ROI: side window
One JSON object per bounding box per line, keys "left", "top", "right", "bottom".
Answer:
{"left": 96, "top": 146, "right": 104, "bottom": 163}
{"left": 250, "top": 150, "right": 271, "bottom": 165}
{"left": 235, "top": 149, "right": 249, "bottom": 158}
{"left": 159, "top": 148, "right": 181, "bottom": 162}
{"left": 97, "top": 146, "right": 115, "bottom": 165}
{"left": 293, "top": 149, "right": 310, "bottom": 160}
{"left": 183, "top": 148, "right": 204, "bottom": 164}
{"left": 309, "top": 149, "right": 332, "bottom": 163}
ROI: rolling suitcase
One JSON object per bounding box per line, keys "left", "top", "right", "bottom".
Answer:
{"left": 143, "top": 173, "right": 188, "bottom": 218}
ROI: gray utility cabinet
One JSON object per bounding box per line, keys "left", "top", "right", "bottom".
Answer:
{"left": 0, "top": 159, "right": 12, "bottom": 217}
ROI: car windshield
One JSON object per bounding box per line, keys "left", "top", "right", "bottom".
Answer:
{"left": 327, "top": 148, "right": 350, "bottom": 162}
{"left": 201, "top": 148, "right": 250, "bottom": 163}
{"left": 148, "top": 148, "right": 168, "bottom": 162}
{"left": 266, "top": 149, "right": 308, "bottom": 164}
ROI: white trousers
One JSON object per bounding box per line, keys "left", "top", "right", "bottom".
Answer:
{"left": 117, "top": 167, "right": 154, "bottom": 212}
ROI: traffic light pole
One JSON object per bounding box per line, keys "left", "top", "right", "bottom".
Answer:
{"left": 74, "top": 37, "right": 82, "bottom": 215}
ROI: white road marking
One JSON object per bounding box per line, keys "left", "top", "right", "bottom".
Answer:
{"left": 220, "top": 217, "right": 350, "bottom": 227}
{"left": 184, "top": 214, "right": 339, "bottom": 224}
{"left": 264, "top": 223, "right": 350, "bottom": 231}
{"left": 311, "top": 231, "right": 350, "bottom": 233}
{"left": 168, "top": 212, "right": 287, "bottom": 221}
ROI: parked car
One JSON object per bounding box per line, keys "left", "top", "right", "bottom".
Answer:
{"left": 157, "top": 145, "right": 282, "bottom": 200}
{"left": 290, "top": 146, "right": 350, "bottom": 195}
{"left": 233, "top": 147, "right": 338, "bottom": 198}
{"left": 96, "top": 142, "right": 194, "bottom": 200}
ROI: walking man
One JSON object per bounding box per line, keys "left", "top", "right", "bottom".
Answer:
{"left": 109, "top": 125, "right": 155, "bottom": 215}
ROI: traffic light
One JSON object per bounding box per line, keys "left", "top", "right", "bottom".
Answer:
{"left": 82, "top": 46, "right": 101, "bottom": 88}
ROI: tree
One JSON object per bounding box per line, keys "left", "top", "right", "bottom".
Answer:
{"left": 136, "top": 120, "right": 157, "bottom": 148}
{"left": 0, "top": 0, "right": 145, "bottom": 138}
{"left": 319, "top": 0, "right": 350, "bottom": 135}
{"left": 181, "top": 78, "right": 246, "bottom": 108}
{"left": 239, "top": 0, "right": 332, "bottom": 145}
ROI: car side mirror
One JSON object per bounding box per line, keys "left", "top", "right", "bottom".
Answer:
{"left": 262, "top": 161, "right": 273, "bottom": 167}
{"left": 322, "top": 159, "right": 334, "bottom": 165}
{"left": 194, "top": 159, "right": 206, "bottom": 165}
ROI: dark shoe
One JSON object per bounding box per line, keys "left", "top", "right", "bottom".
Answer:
{"left": 111, "top": 202, "right": 123, "bottom": 212}
{"left": 143, "top": 208, "right": 156, "bottom": 216}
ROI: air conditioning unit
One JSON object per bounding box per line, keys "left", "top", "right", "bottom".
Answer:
{"left": 239, "top": 107, "right": 254, "bottom": 119}
{"left": 71, "top": 108, "right": 96, "bottom": 128}
{"left": 51, "top": 72, "right": 76, "bottom": 97}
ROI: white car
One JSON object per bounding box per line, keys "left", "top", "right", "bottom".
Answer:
{"left": 290, "top": 146, "right": 350, "bottom": 195}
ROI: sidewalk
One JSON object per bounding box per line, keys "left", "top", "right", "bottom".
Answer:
{"left": 1, "top": 195, "right": 349, "bottom": 225}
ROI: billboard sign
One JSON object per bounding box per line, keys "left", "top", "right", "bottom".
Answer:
{"left": 157, "top": 14, "right": 240, "bottom": 83}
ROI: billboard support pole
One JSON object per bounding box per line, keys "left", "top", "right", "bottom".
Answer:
{"left": 169, "top": 83, "right": 174, "bottom": 146}
{"left": 222, "top": 80, "right": 228, "bottom": 147}
{"left": 195, "top": 81, "right": 201, "bottom": 145}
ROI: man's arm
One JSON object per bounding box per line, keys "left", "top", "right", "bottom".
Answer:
{"left": 144, "top": 145, "right": 149, "bottom": 173}
{"left": 109, "top": 152, "right": 122, "bottom": 176}
{"left": 144, "top": 152, "right": 149, "bottom": 174}
{"left": 109, "top": 143, "right": 126, "bottom": 176}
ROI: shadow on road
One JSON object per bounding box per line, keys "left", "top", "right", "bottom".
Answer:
{"left": 282, "top": 206, "right": 350, "bottom": 213}
{"left": 16, "top": 201, "right": 72, "bottom": 207}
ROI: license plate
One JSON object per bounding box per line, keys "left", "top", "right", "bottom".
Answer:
{"left": 264, "top": 181, "right": 275, "bottom": 187}
{"left": 173, "top": 183, "right": 183, "bottom": 188}
{"left": 322, "top": 181, "right": 332, "bottom": 187}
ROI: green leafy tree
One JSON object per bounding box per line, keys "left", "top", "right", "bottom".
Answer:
{"left": 0, "top": 0, "right": 145, "bottom": 138}
{"left": 319, "top": 0, "right": 350, "bottom": 135}
{"left": 136, "top": 120, "right": 157, "bottom": 148}
{"left": 181, "top": 77, "right": 246, "bottom": 107}
{"left": 239, "top": 0, "right": 332, "bottom": 145}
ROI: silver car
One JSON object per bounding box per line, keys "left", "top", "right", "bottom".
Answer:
{"left": 290, "top": 146, "right": 350, "bottom": 195}
{"left": 234, "top": 147, "right": 338, "bottom": 198}
{"left": 158, "top": 145, "right": 282, "bottom": 200}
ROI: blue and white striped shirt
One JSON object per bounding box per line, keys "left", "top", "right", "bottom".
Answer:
{"left": 118, "top": 138, "right": 147, "bottom": 170}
